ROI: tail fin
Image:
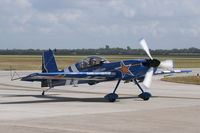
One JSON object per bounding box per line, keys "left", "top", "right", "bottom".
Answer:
{"left": 42, "top": 50, "right": 58, "bottom": 73}
{"left": 41, "top": 50, "right": 59, "bottom": 87}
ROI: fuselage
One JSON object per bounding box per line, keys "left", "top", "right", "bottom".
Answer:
{"left": 63, "top": 58, "right": 149, "bottom": 83}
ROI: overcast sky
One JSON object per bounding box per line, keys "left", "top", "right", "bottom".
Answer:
{"left": 0, "top": 0, "right": 200, "bottom": 49}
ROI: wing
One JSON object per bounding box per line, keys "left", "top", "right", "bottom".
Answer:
{"left": 23, "top": 71, "right": 117, "bottom": 81}
{"left": 154, "top": 69, "right": 192, "bottom": 75}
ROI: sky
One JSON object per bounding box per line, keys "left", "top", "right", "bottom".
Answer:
{"left": 0, "top": 0, "right": 200, "bottom": 49}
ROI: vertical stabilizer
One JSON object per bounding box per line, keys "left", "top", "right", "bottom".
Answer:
{"left": 42, "top": 50, "right": 58, "bottom": 73}
{"left": 41, "top": 50, "right": 59, "bottom": 87}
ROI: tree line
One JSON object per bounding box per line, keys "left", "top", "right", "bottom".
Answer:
{"left": 0, "top": 46, "right": 200, "bottom": 55}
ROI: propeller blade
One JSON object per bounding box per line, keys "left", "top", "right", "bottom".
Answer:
{"left": 159, "top": 60, "right": 174, "bottom": 69}
{"left": 143, "top": 67, "right": 153, "bottom": 89}
{"left": 140, "top": 38, "right": 153, "bottom": 60}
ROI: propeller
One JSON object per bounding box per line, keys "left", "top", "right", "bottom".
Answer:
{"left": 139, "top": 38, "right": 174, "bottom": 89}
{"left": 143, "top": 67, "right": 153, "bottom": 89}
{"left": 159, "top": 60, "right": 174, "bottom": 69}
{"left": 139, "top": 38, "right": 154, "bottom": 89}
{"left": 140, "top": 38, "right": 153, "bottom": 60}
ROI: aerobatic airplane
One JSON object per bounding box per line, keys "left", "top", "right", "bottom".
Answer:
{"left": 18, "top": 39, "right": 191, "bottom": 102}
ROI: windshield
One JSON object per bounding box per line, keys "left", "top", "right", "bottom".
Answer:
{"left": 79, "top": 56, "right": 109, "bottom": 69}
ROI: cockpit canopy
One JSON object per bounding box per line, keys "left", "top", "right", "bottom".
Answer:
{"left": 79, "top": 56, "right": 110, "bottom": 69}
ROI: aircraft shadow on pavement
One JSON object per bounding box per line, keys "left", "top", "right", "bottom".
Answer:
{"left": 1, "top": 94, "right": 200, "bottom": 105}
{"left": 0, "top": 94, "right": 139, "bottom": 104}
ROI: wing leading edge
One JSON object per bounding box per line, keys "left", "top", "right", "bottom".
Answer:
{"left": 154, "top": 69, "right": 192, "bottom": 75}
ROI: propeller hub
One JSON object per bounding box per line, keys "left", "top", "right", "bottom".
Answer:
{"left": 142, "top": 59, "right": 160, "bottom": 68}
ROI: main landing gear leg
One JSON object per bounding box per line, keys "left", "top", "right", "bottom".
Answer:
{"left": 104, "top": 79, "right": 121, "bottom": 102}
{"left": 134, "top": 79, "right": 151, "bottom": 101}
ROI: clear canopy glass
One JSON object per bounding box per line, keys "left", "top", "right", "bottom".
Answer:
{"left": 79, "top": 56, "right": 110, "bottom": 69}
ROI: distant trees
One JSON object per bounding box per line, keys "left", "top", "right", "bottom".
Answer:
{"left": 0, "top": 49, "right": 44, "bottom": 55}
{"left": 0, "top": 47, "right": 200, "bottom": 55}
{"left": 105, "top": 45, "right": 110, "bottom": 49}
{"left": 127, "top": 46, "right": 131, "bottom": 50}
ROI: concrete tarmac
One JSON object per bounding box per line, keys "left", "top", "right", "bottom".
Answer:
{"left": 0, "top": 69, "right": 199, "bottom": 133}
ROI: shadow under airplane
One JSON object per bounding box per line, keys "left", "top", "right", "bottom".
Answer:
{"left": 1, "top": 94, "right": 200, "bottom": 104}
{"left": 0, "top": 94, "right": 140, "bottom": 104}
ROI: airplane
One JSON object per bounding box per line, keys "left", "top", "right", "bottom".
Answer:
{"left": 16, "top": 38, "right": 192, "bottom": 102}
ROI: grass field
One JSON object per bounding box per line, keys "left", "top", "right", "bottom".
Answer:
{"left": 161, "top": 76, "right": 200, "bottom": 85}
{"left": 0, "top": 55, "right": 200, "bottom": 70}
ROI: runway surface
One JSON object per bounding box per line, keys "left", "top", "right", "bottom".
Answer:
{"left": 0, "top": 69, "right": 199, "bottom": 133}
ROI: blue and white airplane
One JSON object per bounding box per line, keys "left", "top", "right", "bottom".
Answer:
{"left": 20, "top": 39, "right": 191, "bottom": 102}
